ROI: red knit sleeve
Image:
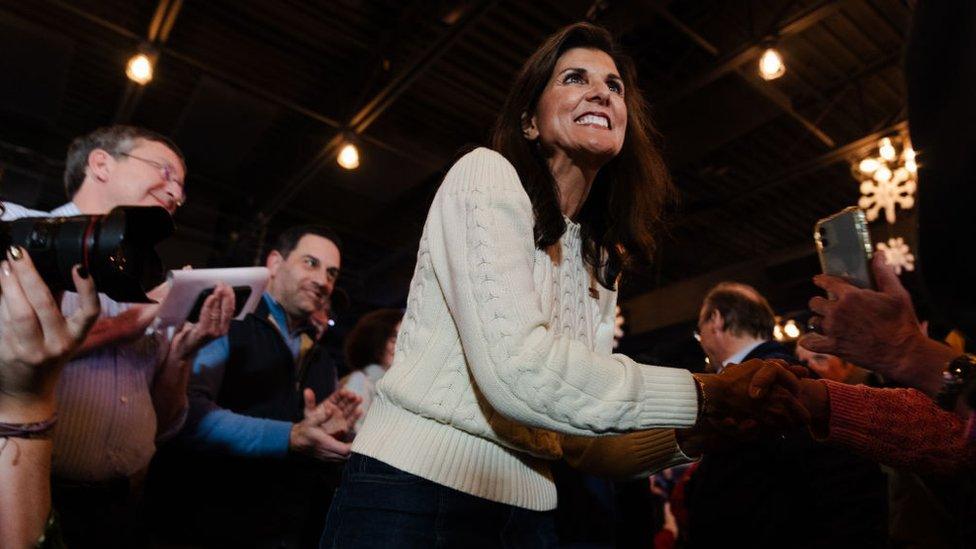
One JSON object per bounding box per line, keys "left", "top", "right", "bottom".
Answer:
{"left": 824, "top": 380, "right": 975, "bottom": 475}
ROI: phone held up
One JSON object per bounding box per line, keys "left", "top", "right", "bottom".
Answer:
{"left": 814, "top": 206, "right": 875, "bottom": 291}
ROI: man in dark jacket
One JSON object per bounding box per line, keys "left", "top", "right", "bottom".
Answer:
{"left": 685, "top": 282, "right": 888, "bottom": 548}
{"left": 146, "top": 225, "right": 359, "bottom": 548}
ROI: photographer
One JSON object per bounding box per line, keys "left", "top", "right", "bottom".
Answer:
{"left": 1, "top": 125, "right": 234, "bottom": 547}
{"left": 0, "top": 249, "right": 99, "bottom": 547}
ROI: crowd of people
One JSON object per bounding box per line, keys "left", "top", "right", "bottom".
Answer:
{"left": 0, "top": 6, "right": 974, "bottom": 549}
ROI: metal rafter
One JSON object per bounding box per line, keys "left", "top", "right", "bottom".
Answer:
{"left": 260, "top": 0, "right": 496, "bottom": 222}
{"left": 35, "top": 0, "right": 443, "bottom": 170}
{"left": 676, "top": 120, "right": 907, "bottom": 229}
{"left": 114, "top": 0, "right": 183, "bottom": 123}
{"left": 660, "top": 0, "right": 850, "bottom": 107}
{"left": 652, "top": 2, "right": 836, "bottom": 147}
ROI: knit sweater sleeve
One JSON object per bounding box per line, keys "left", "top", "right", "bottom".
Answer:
{"left": 561, "top": 430, "right": 692, "bottom": 480}
{"left": 427, "top": 148, "right": 697, "bottom": 436}
{"left": 824, "top": 380, "right": 976, "bottom": 475}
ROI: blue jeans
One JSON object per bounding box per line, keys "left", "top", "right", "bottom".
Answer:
{"left": 321, "top": 453, "right": 557, "bottom": 548}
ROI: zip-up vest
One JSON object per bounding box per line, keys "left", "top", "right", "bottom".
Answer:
{"left": 216, "top": 298, "right": 336, "bottom": 419}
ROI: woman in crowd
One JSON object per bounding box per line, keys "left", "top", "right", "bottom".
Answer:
{"left": 322, "top": 22, "right": 800, "bottom": 547}
{"left": 339, "top": 308, "right": 403, "bottom": 433}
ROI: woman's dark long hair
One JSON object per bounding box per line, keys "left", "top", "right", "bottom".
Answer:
{"left": 490, "top": 22, "right": 673, "bottom": 290}
{"left": 344, "top": 308, "right": 404, "bottom": 371}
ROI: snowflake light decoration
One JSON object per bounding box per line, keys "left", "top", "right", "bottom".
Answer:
{"left": 876, "top": 237, "right": 915, "bottom": 275}
{"left": 854, "top": 136, "right": 917, "bottom": 224}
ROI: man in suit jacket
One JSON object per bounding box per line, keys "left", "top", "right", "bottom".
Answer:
{"left": 684, "top": 282, "right": 888, "bottom": 548}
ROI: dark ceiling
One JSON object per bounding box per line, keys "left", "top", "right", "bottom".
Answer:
{"left": 0, "top": 0, "right": 914, "bottom": 346}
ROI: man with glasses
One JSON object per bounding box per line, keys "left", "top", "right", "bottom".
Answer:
{"left": 145, "top": 225, "right": 361, "bottom": 548}
{"left": 0, "top": 125, "right": 234, "bottom": 547}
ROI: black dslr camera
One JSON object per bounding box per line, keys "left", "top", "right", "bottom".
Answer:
{"left": 0, "top": 206, "right": 173, "bottom": 303}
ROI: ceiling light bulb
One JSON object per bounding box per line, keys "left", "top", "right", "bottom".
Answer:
{"left": 758, "top": 48, "right": 786, "bottom": 80}
{"left": 126, "top": 53, "right": 154, "bottom": 85}
{"left": 858, "top": 157, "right": 880, "bottom": 174}
{"left": 773, "top": 324, "right": 784, "bottom": 341}
{"left": 878, "top": 137, "right": 896, "bottom": 161}
{"left": 337, "top": 143, "right": 360, "bottom": 170}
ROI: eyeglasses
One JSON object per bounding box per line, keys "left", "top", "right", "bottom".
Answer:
{"left": 692, "top": 316, "right": 709, "bottom": 342}
{"left": 119, "top": 153, "right": 186, "bottom": 207}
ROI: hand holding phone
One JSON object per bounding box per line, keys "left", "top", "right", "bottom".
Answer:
{"left": 814, "top": 207, "right": 875, "bottom": 290}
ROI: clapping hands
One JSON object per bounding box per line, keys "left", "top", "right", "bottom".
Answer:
{"left": 289, "top": 388, "right": 363, "bottom": 462}
{"left": 169, "top": 282, "right": 236, "bottom": 362}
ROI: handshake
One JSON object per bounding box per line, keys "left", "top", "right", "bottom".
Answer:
{"left": 681, "top": 359, "right": 826, "bottom": 453}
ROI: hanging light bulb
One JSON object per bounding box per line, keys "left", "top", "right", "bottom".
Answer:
{"left": 758, "top": 47, "right": 786, "bottom": 80}
{"left": 773, "top": 323, "right": 784, "bottom": 341}
{"left": 337, "top": 142, "right": 360, "bottom": 170}
{"left": 878, "top": 137, "right": 897, "bottom": 161}
{"left": 125, "top": 53, "right": 154, "bottom": 85}
{"left": 858, "top": 157, "right": 880, "bottom": 174}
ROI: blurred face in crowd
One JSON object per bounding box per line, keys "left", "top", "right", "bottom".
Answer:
{"left": 696, "top": 308, "right": 722, "bottom": 367}
{"left": 88, "top": 138, "right": 186, "bottom": 214}
{"left": 796, "top": 346, "right": 856, "bottom": 383}
{"left": 523, "top": 47, "right": 627, "bottom": 170}
{"left": 310, "top": 300, "right": 331, "bottom": 338}
{"left": 267, "top": 234, "right": 341, "bottom": 324}
{"left": 380, "top": 321, "right": 401, "bottom": 369}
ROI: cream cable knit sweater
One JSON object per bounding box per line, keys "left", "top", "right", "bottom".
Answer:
{"left": 353, "top": 148, "right": 698, "bottom": 510}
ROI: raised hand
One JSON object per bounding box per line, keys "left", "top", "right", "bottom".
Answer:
{"left": 0, "top": 250, "right": 99, "bottom": 549}
{"left": 324, "top": 388, "right": 364, "bottom": 436}
{"left": 0, "top": 249, "right": 100, "bottom": 421}
{"left": 169, "top": 282, "right": 236, "bottom": 361}
{"left": 799, "top": 253, "right": 956, "bottom": 395}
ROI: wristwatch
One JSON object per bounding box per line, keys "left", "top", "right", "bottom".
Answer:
{"left": 936, "top": 353, "right": 976, "bottom": 410}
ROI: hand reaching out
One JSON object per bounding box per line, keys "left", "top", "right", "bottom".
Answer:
{"left": 696, "top": 359, "right": 809, "bottom": 428}
{"left": 0, "top": 249, "right": 100, "bottom": 421}
{"left": 679, "top": 360, "right": 813, "bottom": 455}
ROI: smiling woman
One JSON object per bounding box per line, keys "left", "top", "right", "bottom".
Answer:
{"left": 491, "top": 22, "right": 673, "bottom": 291}
{"left": 320, "top": 22, "right": 787, "bottom": 549}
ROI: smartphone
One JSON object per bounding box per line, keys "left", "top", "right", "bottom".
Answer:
{"left": 814, "top": 207, "right": 875, "bottom": 289}
{"left": 186, "top": 286, "right": 254, "bottom": 323}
